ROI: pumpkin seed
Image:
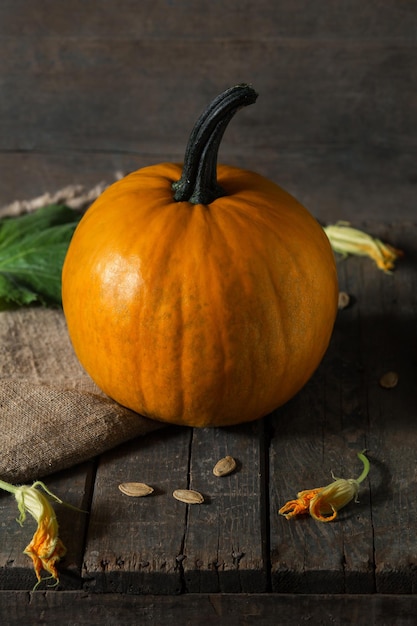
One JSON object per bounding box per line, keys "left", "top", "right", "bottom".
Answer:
{"left": 379, "top": 371, "right": 399, "bottom": 389}
{"left": 213, "top": 455, "right": 237, "bottom": 477}
{"left": 118, "top": 482, "right": 154, "bottom": 497}
{"left": 173, "top": 489, "right": 204, "bottom": 504}
{"left": 338, "top": 291, "right": 351, "bottom": 310}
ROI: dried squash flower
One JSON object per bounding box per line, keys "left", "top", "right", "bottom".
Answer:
{"left": 0, "top": 479, "right": 68, "bottom": 588}
{"left": 323, "top": 222, "right": 403, "bottom": 273}
{"left": 279, "top": 451, "right": 370, "bottom": 523}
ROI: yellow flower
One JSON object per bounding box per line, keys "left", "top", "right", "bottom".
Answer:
{"left": 0, "top": 479, "right": 67, "bottom": 588}
{"left": 323, "top": 222, "right": 403, "bottom": 273}
{"left": 279, "top": 451, "right": 370, "bottom": 523}
{"left": 308, "top": 478, "right": 360, "bottom": 522}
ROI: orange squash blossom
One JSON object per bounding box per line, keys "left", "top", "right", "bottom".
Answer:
{"left": 279, "top": 451, "right": 371, "bottom": 522}
{"left": 62, "top": 84, "right": 338, "bottom": 427}
{"left": 0, "top": 479, "right": 67, "bottom": 588}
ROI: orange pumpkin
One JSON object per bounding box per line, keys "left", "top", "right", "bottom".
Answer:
{"left": 62, "top": 85, "right": 338, "bottom": 427}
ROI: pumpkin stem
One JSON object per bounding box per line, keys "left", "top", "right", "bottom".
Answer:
{"left": 172, "top": 84, "right": 258, "bottom": 205}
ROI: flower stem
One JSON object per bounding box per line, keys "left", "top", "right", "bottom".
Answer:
{"left": 0, "top": 479, "right": 17, "bottom": 494}
{"left": 356, "top": 450, "right": 370, "bottom": 484}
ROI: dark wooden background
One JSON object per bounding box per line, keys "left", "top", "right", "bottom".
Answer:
{"left": 0, "top": 0, "right": 415, "bottom": 223}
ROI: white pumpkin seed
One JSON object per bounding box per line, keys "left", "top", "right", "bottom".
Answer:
{"left": 118, "top": 482, "right": 154, "bottom": 497}
{"left": 213, "top": 455, "right": 237, "bottom": 477}
{"left": 338, "top": 291, "right": 351, "bottom": 310}
{"left": 173, "top": 489, "right": 204, "bottom": 504}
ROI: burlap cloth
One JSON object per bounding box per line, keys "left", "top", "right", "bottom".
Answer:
{"left": 0, "top": 185, "right": 165, "bottom": 484}
{"left": 0, "top": 307, "right": 165, "bottom": 483}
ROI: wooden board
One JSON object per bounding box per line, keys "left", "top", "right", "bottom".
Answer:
{"left": 1, "top": 148, "right": 416, "bottom": 226}
{"left": 1, "top": 1, "right": 416, "bottom": 223}
{"left": 82, "top": 427, "right": 189, "bottom": 594}
{"left": 2, "top": 591, "right": 417, "bottom": 626}
{"left": 2, "top": 38, "right": 415, "bottom": 154}
{"left": 82, "top": 421, "right": 268, "bottom": 594}
{"left": 1, "top": 221, "right": 415, "bottom": 595}
{"left": 179, "top": 421, "right": 268, "bottom": 593}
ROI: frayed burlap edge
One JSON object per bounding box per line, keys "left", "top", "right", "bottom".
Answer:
{"left": 0, "top": 380, "right": 164, "bottom": 484}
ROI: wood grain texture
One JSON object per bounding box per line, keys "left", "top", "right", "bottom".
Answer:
{"left": 1, "top": 0, "right": 415, "bottom": 40}
{"left": 2, "top": 591, "right": 417, "bottom": 626}
{"left": 1, "top": 1, "right": 416, "bottom": 222}
{"left": 82, "top": 422, "right": 268, "bottom": 594}
{"left": 358, "top": 223, "right": 417, "bottom": 593}
{"left": 1, "top": 148, "right": 416, "bottom": 224}
{"left": 82, "top": 427, "right": 190, "bottom": 594}
{"left": 181, "top": 422, "right": 268, "bottom": 592}
{"left": 1, "top": 39, "right": 414, "bottom": 153}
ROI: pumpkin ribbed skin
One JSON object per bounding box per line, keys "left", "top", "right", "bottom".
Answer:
{"left": 62, "top": 162, "right": 338, "bottom": 427}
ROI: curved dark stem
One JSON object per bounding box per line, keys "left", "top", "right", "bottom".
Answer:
{"left": 172, "top": 84, "right": 258, "bottom": 205}
{"left": 186, "top": 111, "right": 235, "bottom": 205}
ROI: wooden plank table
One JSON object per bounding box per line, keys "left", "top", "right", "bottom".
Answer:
{"left": 0, "top": 218, "right": 416, "bottom": 624}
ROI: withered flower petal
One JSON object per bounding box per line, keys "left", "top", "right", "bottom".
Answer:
{"left": 0, "top": 479, "right": 67, "bottom": 587}
{"left": 323, "top": 222, "right": 403, "bottom": 273}
{"left": 279, "top": 451, "right": 370, "bottom": 523}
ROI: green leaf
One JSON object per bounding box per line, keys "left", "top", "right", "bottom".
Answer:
{"left": 0, "top": 204, "right": 82, "bottom": 308}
